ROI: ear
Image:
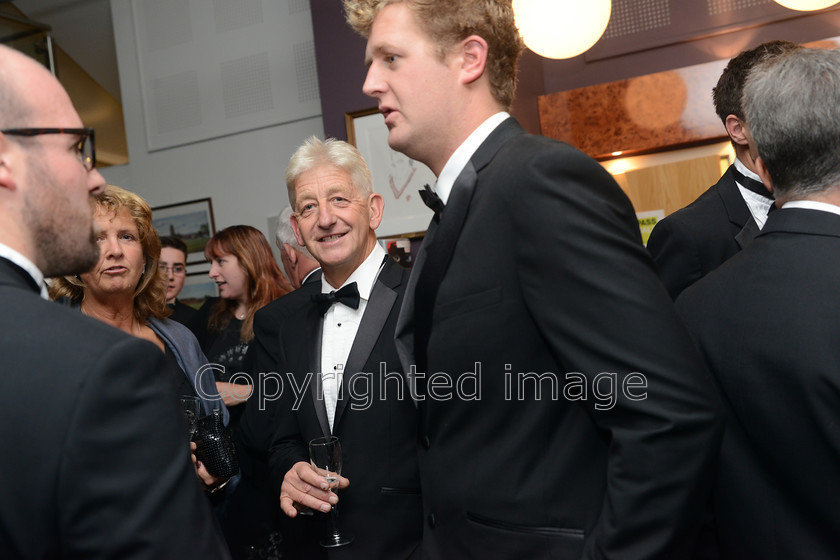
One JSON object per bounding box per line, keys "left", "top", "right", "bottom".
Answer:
{"left": 368, "top": 193, "right": 385, "bottom": 230}
{"left": 290, "top": 213, "right": 306, "bottom": 248}
{"left": 460, "top": 35, "right": 488, "bottom": 85}
{"left": 725, "top": 115, "right": 749, "bottom": 147}
{"left": 0, "top": 134, "right": 19, "bottom": 193}
{"left": 283, "top": 243, "right": 298, "bottom": 266}
{"left": 754, "top": 156, "right": 774, "bottom": 195}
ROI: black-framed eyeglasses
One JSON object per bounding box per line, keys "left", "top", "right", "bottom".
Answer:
{"left": 0, "top": 127, "right": 96, "bottom": 170}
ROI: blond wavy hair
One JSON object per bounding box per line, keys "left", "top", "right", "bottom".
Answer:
{"left": 343, "top": 0, "right": 524, "bottom": 109}
{"left": 50, "top": 185, "right": 170, "bottom": 321}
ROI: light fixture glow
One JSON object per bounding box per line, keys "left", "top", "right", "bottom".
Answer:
{"left": 773, "top": 0, "right": 840, "bottom": 10}
{"left": 513, "top": 0, "right": 612, "bottom": 59}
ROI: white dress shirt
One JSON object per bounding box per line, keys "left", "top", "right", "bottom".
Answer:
{"left": 734, "top": 158, "right": 774, "bottom": 229}
{"left": 434, "top": 112, "right": 510, "bottom": 205}
{"left": 320, "top": 242, "right": 386, "bottom": 431}
{"left": 0, "top": 242, "right": 48, "bottom": 299}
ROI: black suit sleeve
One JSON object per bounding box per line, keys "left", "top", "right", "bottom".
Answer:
{"left": 509, "top": 147, "right": 723, "bottom": 559}
{"left": 241, "top": 305, "right": 309, "bottom": 496}
{"left": 59, "top": 337, "right": 229, "bottom": 559}
{"left": 646, "top": 216, "right": 703, "bottom": 301}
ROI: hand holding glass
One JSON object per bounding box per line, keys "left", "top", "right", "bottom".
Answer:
{"left": 309, "top": 436, "right": 353, "bottom": 548}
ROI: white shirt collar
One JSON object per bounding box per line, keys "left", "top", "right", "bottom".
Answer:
{"left": 781, "top": 199, "right": 840, "bottom": 217}
{"left": 321, "top": 242, "right": 386, "bottom": 301}
{"left": 732, "top": 157, "right": 773, "bottom": 229}
{"left": 733, "top": 157, "right": 762, "bottom": 182}
{"left": 435, "top": 112, "right": 510, "bottom": 205}
{"left": 0, "top": 242, "right": 48, "bottom": 299}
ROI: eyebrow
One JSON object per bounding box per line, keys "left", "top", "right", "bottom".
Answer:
{"left": 364, "top": 42, "right": 388, "bottom": 67}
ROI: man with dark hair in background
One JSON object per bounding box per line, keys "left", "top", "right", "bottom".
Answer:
{"left": 647, "top": 40, "right": 801, "bottom": 300}
{"left": 160, "top": 235, "right": 198, "bottom": 324}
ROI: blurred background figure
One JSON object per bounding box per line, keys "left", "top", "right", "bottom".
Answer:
{"left": 275, "top": 206, "right": 320, "bottom": 289}
{"left": 189, "top": 224, "right": 290, "bottom": 413}
{"left": 189, "top": 224, "right": 290, "bottom": 559}
{"left": 50, "top": 185, "right": 230, "bottom": 484}
{"left": 160, "top": 235, "right": 197, "bottom": 325}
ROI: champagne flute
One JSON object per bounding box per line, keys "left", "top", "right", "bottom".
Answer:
{"left": 179, "top": 395, "right": 201, "bottom": 438}
{"left": 309, "top": 435, "right": 353, "bottom": 547}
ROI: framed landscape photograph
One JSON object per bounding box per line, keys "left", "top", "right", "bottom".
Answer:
{"left": 152, "top": 198, "right": 216, "bottom": 264}
{"left": 180, "top": 269, "right": 217, "bottom": 309}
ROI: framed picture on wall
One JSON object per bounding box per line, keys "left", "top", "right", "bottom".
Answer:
{"left": 346, "top": 108, "right": 435, "bottom": 236}
{"left": 152, "top": 198, "right": 216, "bottom": 265}
{"left": 180, "top": 268, "right": 217, "bottom": 309}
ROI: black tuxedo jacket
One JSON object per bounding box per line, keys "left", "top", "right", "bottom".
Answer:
{"left": 0, "top": 257, "right": 228, "bottom": 558}
{"left": 241, "top": 258, "right": 421, "bottom": 559}
{"left": 647, "top": 166, "right": 758, "bottom": 300}
{"left": 676, "top": 208, "right": 840, "bottom": 559}
{"left": 396, "top": 118, "right": 723, "bottom": 560}
{"left": 168, "top": 298, "right": 198, "bottom": 325}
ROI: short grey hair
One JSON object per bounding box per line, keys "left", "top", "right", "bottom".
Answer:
{"left": 744, "top": 47, "right": 840, "bottom": 199}
{"left": 275, "top": 205, "right": 312, "bottom": 258}
{"left": 285, "top": 136, "right": 373, "bottom": 207}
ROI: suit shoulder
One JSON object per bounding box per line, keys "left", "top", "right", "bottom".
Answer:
{"left": 665, "top": 182, "right": 730, "bottom": 224}
{"left": 649, "top": 177, "right": 736, "bottom": 248}
{"left": 1, "top": 294, "right": 162, "bottom": 386}
{"left": 255, "top": 285, "right": 316, "bottom": 322}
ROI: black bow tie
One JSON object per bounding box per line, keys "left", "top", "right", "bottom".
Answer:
{"left": 732, "top": 167, "right": 773, "bottom": 200}
{"left": 419, "top": 184, "right": 444, "bottom": 217}
{"left": 312, "top": 282, "right": 360, "bottom": 316}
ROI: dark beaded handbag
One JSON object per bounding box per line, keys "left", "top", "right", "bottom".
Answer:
{"left": 193, "top": 408, "right": 239, "bottom": 478}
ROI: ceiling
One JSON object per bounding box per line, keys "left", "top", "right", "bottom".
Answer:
{"left": 12, "top": 0, "right": 120, "bottom": 98}
{"left": 4, "top": 0, "right": 127, "bottom": 165}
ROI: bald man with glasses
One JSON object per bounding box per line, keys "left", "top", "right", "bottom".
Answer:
{"left": 0, "top": 45, "right": 230, "bottom": 558}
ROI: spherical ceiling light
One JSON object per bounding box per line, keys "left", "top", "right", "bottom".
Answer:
{"left": 773, "top": 0, "right": 839, "bottom": 9}
{"left": 512, "top": 0, "right": 612, "bottom": 59}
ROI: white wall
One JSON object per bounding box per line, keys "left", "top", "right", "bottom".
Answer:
{"left": 105, "top": 0, "right": 324, "bottom": 244}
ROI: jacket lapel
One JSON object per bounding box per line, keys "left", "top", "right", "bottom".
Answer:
{"left": 305, "top": 305, "right": 331, "bottom": 439}
{"left": 719, "top": 166, "right": 760, "bottom": 249}
{"left": 0, "top": 257, "right": 41, "bottom": 293}
{"left": 412, "top": 118, "right": 524, "bottom": 373}
{"left": 333, "top": 259, "right": 401, "bottom": 430}
{"left": 395, "top": 218, "right": 437, "bottom": 374}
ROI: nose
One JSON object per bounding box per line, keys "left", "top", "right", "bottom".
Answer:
{"left": 88, "top": 169, "right": 106, "bottom": 194}
{"left": 208, "top": 262, "right": 219, "bottom": 279}
{"left": 362, "top": 64, "right": 382, "bottom": 99}
{"left": 103, "top": 234, "right": 122, "bottom": 257}
{"left": 166, "top": 268, "right": 175, "bottom": 281}
{"left": 317, "top": 202, "right": 337, "bottom": 229}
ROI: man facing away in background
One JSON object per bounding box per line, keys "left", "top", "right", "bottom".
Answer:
{"left": 676, "top": 46, "right": 840, "bottom": 560}
{"left": 647, "top": 40, "right": 801, "bottom": 300}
